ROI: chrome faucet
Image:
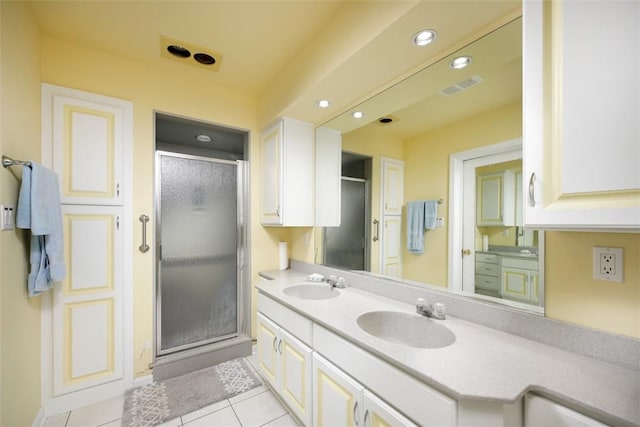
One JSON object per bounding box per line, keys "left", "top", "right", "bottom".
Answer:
{"left": 326, "top": 275, "right": 346, "bottom": 288}
{"left": 416, "top": 298, "right": 446, "bottom": 320}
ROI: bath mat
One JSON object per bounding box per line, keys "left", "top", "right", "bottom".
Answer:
{"left": 122, "top": 357, "right": 262, "bottom": 426}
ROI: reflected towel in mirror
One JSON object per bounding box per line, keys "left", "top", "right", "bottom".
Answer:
{"left": 407, "top": 200, "right": 438, "bottom": 254}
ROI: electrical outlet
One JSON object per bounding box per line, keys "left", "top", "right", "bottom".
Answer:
{"left": 0, "top": 204, "right": 16, "bottom": 231}
{"left": 593, "top": 247, "right": 623, "bottom": 282}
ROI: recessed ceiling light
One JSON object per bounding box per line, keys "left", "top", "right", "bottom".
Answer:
{"left": 194, "top": 52, "right": 216, "bottom": 65}
{"left": 450, "top": 56, "right": 472, "bottom": 70}
{"left": 412, "top": 29, "right": 437, "bottom": 47}
{"left": 352, "top": 111, "right": 364, "bottom": 119}
{"left": 317, "top": 99, "right": 330, "bottom": 108}
{"left": 167, "top": 45, "right": 191, "bottom": 58}
{"left": 196, "top": 134, "right": 212, "bottom": 142}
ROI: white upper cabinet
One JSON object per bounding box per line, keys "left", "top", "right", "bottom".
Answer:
{"left": 523, "top": 0, "right": 640, "bottom": 230}
{"left": 260, "top": 117, "right": 314, "bottom": 226}
{"left": 43, "top": 84, "right": 132, "bottom": 206}
{"left": 315, "top": 126, "right": 342, "bottom": 227}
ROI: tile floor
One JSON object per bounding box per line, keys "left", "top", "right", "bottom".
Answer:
{"left": 43, "top": 354, "right": 299, "bottom": 427}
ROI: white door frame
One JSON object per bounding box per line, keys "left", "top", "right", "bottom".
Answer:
{"left": 447, "top": 138, "right": 522, "bottom": 293}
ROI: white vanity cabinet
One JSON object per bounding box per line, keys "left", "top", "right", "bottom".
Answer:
{"left": 523, "top": 0, "right": 640, "bottom": 230}
{"left": 525, "top": 395, "right": 607, "bottom": 427}
{"left": 475, "top": 252, "right": 500, "bottom": 297}
{"left": 501, "top": 257, "right": 539, "bottom": 304}
{"left": 257, "top": 296, "right": 313, "bottom": 425}
{"left": 312, "top": 353, "right": 417, "bottom": 427}
{"left": 260, "top": 117, "right": 314, "bottom": 226}
{"left": 476, "top": 171, "right": 515, "bottom": 226}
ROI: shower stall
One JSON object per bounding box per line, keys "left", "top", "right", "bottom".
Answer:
{"left": 153, "top": 114, "right": 251, "bottom": 379}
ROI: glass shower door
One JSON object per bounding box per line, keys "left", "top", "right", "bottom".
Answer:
{"left": 156, "top": 152, "right": 241, "bottom": 355}
{"left": 324, "top": 177, "right": 368, "bottom": 270}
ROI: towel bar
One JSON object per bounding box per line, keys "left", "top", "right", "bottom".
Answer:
{"left": 2, "top": 155, "right": 32, "bottom": 168}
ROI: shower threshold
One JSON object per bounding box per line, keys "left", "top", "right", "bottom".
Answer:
{"left": 152, "top": 334, "right": 252, "bottom": 381}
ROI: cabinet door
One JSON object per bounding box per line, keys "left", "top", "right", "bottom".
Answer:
{"left": 315, "top": 126, "right": 342, "bottom": 227}
{"left": 363, "top": 390, "right": 418, "bottom": 427}
{"left": 52, "top": 205, "right": 124, "bottom": 396}
{"left": 501, "top": 268, "right": 530, "bottom": 302}
{"left": 257, "top": 313, "right": 279, "bottom": 389}
{"left": 313, "top": 353, "right": 364, "bottom": 427}
{"left": 44, "top": 84, "right": 131, "bottom": 206}
{"left": 381, "top": 158, "right": 404, "bottom": 216}
{"left": 523, "top": 0, "right": 640, "bottom": 230}
{"left": 476, "top": 171, "right": 515, "bottom": 226}
{"left": 279, "top": 329, "right": 313, "bottom": 426}
{"left": 260, "top": 121, "right": 283, "bottom": 225}
{"left": 381, "top": 216, "right": 402, "bottom": 278}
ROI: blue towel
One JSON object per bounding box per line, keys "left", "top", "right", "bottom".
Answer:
{"left": 407, "top": 201, "right": 426, "bottom": 254}
{"left": 17, "top": 163, "right": 67, "bottom": 296}
{"left": 424, "top": 200, "right": 438, "bottom": 230}
{"left": 406, "top": 200, "right": 439, "bottom": 254}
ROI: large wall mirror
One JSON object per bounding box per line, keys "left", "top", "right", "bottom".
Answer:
{"left": 316, "top": 16, "right": 544, "bottom": 313}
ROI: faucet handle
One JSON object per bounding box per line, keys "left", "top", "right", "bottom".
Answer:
{"left": 416, "top": 297, "right": 427, "bottom": 308}
{"left": 335, "top": 277, "right": 346, "bottom": 288}
{"left": 433, "top": 302, "right": 447, "bottom": 319}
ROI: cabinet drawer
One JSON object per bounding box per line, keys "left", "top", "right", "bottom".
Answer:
{"left": 475, "top": 274, "right": 500, "bottom": 291}
{"left": 257, "top": 292, "right": 312, "bottom": 345}
{"left": 501, "top": 256, "right": 538, "bottom": 271}
{"left": 476, "top": 261, "right": 500, "bottom": 277}
{"left": 476, "top": 253, "right": 499, "bottom": 264}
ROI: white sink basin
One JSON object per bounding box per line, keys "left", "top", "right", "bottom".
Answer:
{"left": 283, "top": 284, "right": 340, "bottom": 300}
{"left": 356, "top": 311, "right": 456, "bottom": 349}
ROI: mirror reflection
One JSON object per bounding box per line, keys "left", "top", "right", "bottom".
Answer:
{"left": 316, "top": 16, "right": 544, "bottom": 311}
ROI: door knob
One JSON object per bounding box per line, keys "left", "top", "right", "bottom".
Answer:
{"left": 462, "top": 249, "right": 471, "bottom": 256}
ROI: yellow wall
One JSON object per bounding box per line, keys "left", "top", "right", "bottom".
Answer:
{"left": 403, "top": 102, "right": 523, "bottom": 286}
{"left": 0, "top": 2, "right": 43, "bottom": 425}
{"left": 545, "top": 232, "right": 640, "bottom": 338}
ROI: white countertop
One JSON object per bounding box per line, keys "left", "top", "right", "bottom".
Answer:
{"left": 257, "top": 269, "right": 640, "bottom": 426}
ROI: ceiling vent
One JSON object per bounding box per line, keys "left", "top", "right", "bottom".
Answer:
{"left": 160, "top": 35, "right": 223, "bottom": 72}
{"left": 439, "top": 75, "right": 484, "bottom": 96}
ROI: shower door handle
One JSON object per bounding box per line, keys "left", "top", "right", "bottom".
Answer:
{"left": 139, "top": 214, "right": 150, "bottom": 253}
{"left": 372, "top": 219, "right": 379, "bottom": 242}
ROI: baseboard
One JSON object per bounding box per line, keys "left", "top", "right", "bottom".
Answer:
{"left": 31, "top": 407, "right": 46, "bottom": 427}
{"left": 133, "top": 374, "right": 153, "bottom": 388}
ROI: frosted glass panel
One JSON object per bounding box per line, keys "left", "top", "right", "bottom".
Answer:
{"left": 324, "top": 179, "right": 366, "bottom": 270}
{"left": 159, "top": 154, "right": 238, "bottom": 352}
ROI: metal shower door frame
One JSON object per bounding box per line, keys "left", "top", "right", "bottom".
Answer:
{"left": 154, "top": 150, "right": 248, "bottom": 357}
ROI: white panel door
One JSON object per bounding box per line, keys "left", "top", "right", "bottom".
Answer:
{"left": 381, "top": 158, "right": 404, "bottom": 216}
{"left": 363, "top": 390, "right": 418, "bottom": 427}
{"left": 257, "top": 313, "right": 279, "bottom": 389}
{"left": 279, "top": 329, "right": 312, "bottom": 426}
{"left": 313, "top": 353, "right": 364, "bottom": 427}
{"left": 260, "top": 121, "right": 283, "bottom": 225}
{"left": 42, "top": 84, "right": 133, "bottom": 414}
{"left": 43, "top": 84, "right": 130, "bottom": 206}
{"left": 52, "top": 205, "right": 123, "bottom": 396}
{"left": 381, "top": 216, "right": 402, "bottom": 278}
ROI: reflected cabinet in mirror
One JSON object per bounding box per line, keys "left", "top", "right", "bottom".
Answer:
{"left": 315, "top": 16, "right": 544, "bottom": 313}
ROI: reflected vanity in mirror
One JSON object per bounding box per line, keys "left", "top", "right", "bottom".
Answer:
{"left": 315, "top": 16, "right": 544, "bottom": 313}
